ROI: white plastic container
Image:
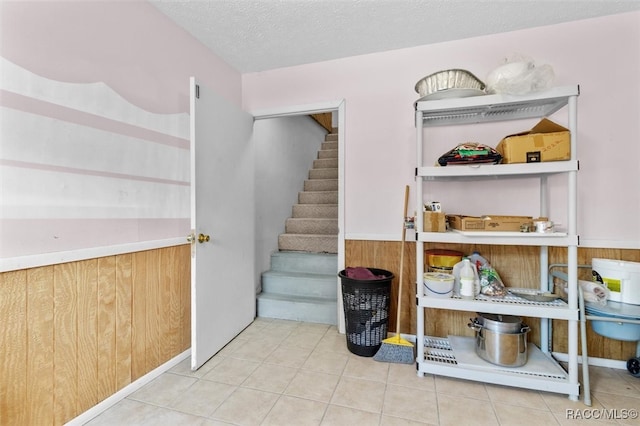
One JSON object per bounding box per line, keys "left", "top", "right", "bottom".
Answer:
{"left": 452, "top": 258, "right": 479, "bottom": 297}
{"left": 459, "top": 259, "right": 477, "bottom": 299}
{"left": 591, "top": 258, "right": 640, "bottom": 305}
{"left": 423, "top": 272, "right": 454, "bottom": 298}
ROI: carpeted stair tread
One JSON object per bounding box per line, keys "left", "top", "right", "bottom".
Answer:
{"left": 309, "top": 168, "right": 338, "bottom": 179}
{"left": 298, "top": 190, "right": 338, "bottom": 204}
{"left": 321, "top": 141, "right": 338, "bottom": 150}
{"left": 269, "top": 251, "right": 337, "bottom": 274}
{"left": 256, "top": 293, "right": 337, "bottom": 324}
{"left": 278, "top": 233, "right": 338, "bottom": 253}
{"left": 257, "top": 293, "right": 336, "bottom": 304}
{"left": 262, "top": 270, "right": 336, "bottom": 293}
{"left": 318, "top": 149, "right": 338, "bottom": 159}
{"left": 261, "top": 270, "right": 337, "bottom": 298}
{"left": 313, "top": 158, "right": 338, "bottom": 169}
{"left": 292, "top": 204, "right": 338, "bottom": 218}
{"left": 285, "top": 218, "right": 338, "bottom": 234}
{"left": 304, "top": 179, "right": 338, "bottom": 191}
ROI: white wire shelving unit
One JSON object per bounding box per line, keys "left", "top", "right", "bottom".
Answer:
{"left": 414, "top": 85, "right": 581, "bottom": 401}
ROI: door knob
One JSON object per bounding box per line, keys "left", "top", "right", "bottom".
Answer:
{"left": 187, "top": 233, "right": 211, "bottom": 243}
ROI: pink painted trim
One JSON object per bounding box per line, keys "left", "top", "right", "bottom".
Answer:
{"left": 0, "top": 159, "right": 189, "bottom": 186}
{"left": 0, "top": 90, "right": 189, "bottom": 150}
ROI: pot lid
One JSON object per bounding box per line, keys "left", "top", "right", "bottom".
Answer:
{"left": 476, "top": 312, "right": 523, "bottom": 332}
{"left": 478, "top": 313, "right": 521, "bottom": 323}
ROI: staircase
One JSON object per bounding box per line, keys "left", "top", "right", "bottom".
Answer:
{"left": 277, "top": 130, "right": 338, "bottom": 254}
{"left": 256, "top": 128, "right": 339, "bottom": 325}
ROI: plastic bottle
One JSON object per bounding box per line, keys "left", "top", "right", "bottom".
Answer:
{"left": 459, "top": 258, "right": 476, "bottom": 299}
{"left": 451, "top": 260, "right": 463, "bottom": 297}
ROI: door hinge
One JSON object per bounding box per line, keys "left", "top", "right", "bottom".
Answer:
{"left": 196, "top": 84, "right": 200, "bottom": 99}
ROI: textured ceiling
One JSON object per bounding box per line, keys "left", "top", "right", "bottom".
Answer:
{"left": 150, "top": 0, "right": 640, "bottom": 73}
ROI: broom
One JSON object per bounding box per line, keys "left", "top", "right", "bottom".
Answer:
{"left": 373, "top": 185, "right": 415, "bottom": 364}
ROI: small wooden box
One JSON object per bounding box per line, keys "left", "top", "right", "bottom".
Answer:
{"left": 423, "top": 212, "right": 446, "bottom": 232}
{"left": 447, "top": 214, "right": 532, "bottom": 232}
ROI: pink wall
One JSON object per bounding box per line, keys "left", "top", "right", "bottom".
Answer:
{"left": 2, "top": 2, "right": 638, "bottom": 250}
{"left": 0, "top": 1, "right": 242, "bottom": 262}
{"left": 1, "top": 1, "right": 241, "bottom": 112}
{"left": 243, "top": 12, "right": 640, "bottom": 248}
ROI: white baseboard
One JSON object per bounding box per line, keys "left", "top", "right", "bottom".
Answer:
{"left": 65, "top": 349, "right": 191, "bottom": 426}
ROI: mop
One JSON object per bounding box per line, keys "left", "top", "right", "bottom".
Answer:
{"left": 373, "top": 185, "right": 415, "bottom": 364}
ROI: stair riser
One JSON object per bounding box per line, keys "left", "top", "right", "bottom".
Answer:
{"left": 262, "top": 273, "right": 337, "bottom": 298}
{"left": 285, "top": 218, "right": 338, "bottom": 235}
{"left": 270, "top": 252, "right": 338, "bottom": 274}
{"left": 256, "top": 296, "right": 337, "bottom": 325}
{"left": 325, "top": 133, "right": 338, "bottom": 142}
{"left": 298, "top": 191, "right": 338, "bottom": 204}
{"left": 278, "top": 234, "right": 338, "bottom": 253}
{"left": 318, "top": 149, "right": 338, "bottom": 159}
{"left": 313, "top": 158, "right": 338, "bottom": 169}
{"left": 309, "top": 169, "right": 338, "bottom": 179}
{"left": 304, "top": 179, "right": 338, "bottom": 191}
{"left": 321, "top": 141, "right": 338, "bottom": 150}
{"left": 292, "top": 204, "right": 337, "bottom": 218}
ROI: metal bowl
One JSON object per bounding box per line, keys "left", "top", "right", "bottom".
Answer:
{"left": 415, "top": 69, "right": 486, "bottom": 99}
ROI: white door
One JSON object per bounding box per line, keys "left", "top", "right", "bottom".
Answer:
{"left": 189, "top": 78, "right": 255, "bottom": 370}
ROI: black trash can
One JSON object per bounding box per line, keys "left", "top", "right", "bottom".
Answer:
{"left": 339, "top": 268, "right": 393, "bottom": 357}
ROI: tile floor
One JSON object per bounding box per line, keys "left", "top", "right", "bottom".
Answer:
{"left": 86, "top": 318, "right": 640, "bottom": 426}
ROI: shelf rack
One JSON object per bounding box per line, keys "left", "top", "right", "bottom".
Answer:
{"left": 414, "top": 85, "right": 581, "bottom": 400}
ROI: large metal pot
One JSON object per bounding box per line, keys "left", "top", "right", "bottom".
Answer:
{"left": 469, "top": 313, "right": 530, "bottom": 367}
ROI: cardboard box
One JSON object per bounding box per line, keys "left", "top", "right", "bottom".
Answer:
{"left": 447, "top": 215, "right": 532, "bottom": 232}
{"left": 496, "top": 118, "right": 570, "bottom": 164}
{"left": 423, "top": 212, "right": 446, "bottom": 232}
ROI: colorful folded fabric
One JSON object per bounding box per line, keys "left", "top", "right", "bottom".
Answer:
{"left": 437, "top": 142, "right": 502, "bottom": 166}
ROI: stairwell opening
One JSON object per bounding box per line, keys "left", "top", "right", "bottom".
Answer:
{"left": 252, "top": 102, "right": 345, "bottom": 328}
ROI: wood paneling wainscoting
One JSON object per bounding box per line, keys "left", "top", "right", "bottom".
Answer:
{"left": 3, "top": 241, "right": 638, "bottom": 424}
{"left": 0, "top": 245, "right": 191, "bottom": 426}
{"left": 345, "top": 239, "right": 640, "bottom": 363}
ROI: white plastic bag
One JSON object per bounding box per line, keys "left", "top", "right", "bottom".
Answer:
{"left": 486, "top": 54, "right": 555, "bottom": 95}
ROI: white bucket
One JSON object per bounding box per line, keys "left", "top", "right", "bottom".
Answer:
{"left": 592, "top": 258, "right": 640, "bottom": 305}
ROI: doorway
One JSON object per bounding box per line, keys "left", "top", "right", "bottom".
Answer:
{"left": 252, "top": 100, "right": 346, "bottom": 333}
